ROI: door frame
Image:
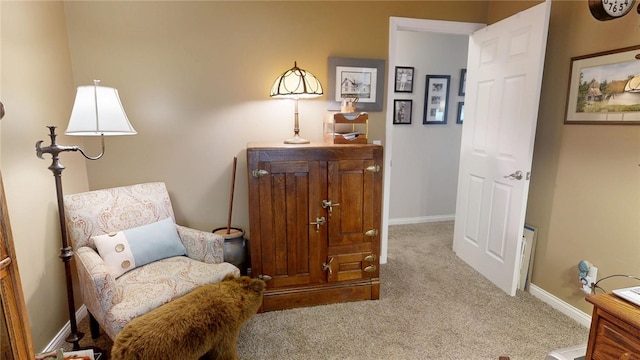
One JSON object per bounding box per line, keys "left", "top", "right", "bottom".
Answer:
{"left": 381, "top": 17, "right": 484, "bottom": 264}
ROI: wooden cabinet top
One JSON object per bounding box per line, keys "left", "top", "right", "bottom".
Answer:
{"left": 247, "top": 142, "right": 382, "bottom": 150}
{"left": 587, "top": 293, "right": 640, "bottom": 328}
{"left": 247, "top": 143, "right": 383, "bottom": 162}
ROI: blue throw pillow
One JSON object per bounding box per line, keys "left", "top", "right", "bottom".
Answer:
{"left": 92, "top": 217, "right": 187, "bottom": 278}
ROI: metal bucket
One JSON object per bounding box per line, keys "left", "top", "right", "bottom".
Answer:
{"left": 212, "top": 227, "right": 246, "bottom": 272}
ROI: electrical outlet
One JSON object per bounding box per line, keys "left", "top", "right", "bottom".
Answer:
{"left": 582, "top": 266, "right": 598, "bottom": 294}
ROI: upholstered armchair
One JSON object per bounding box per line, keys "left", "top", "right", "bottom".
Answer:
{"left": 63, "top": 182, "right": 239, "bottom": 340}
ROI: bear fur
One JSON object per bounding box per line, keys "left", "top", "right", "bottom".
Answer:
{"left": 110, "top": 275, "right": 265, "bottom": 360}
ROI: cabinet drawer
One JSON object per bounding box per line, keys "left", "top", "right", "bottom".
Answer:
{"left": 592, "top": 317, "right": 640, "bottom": 359}
{"left": 327, "top": 252, "right": 378, "bottom": 282}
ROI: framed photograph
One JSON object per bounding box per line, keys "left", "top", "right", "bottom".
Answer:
{"left": 394, "top": 66, "right": 414, "bottom": 93}
{"left": 459, "top": 69, "right": 466, "bottom": 96}
{"left": 327, "top": 57, "right": 385, "bottom": 111}
{"left": 423, "top": 75, "right": 450, "bottom": 124}
{"left": 393, "top": 99, "right": 412, "bottom": 124}
{"left": 566, "top": 45, "right": 640, "bottom": 124}
{"left": 456, "top": 102, "right": 464, "bottom": 124}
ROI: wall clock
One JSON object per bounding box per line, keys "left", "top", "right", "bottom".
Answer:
{"left": 589, "top": 0, "right": 636, "bottom": 21}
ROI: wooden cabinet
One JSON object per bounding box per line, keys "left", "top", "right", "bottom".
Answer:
{"left": 247, "top": 143, "right": 382, "bottom": 311}
{"left": 586, "top": 293, "right": 640, "bottom": 360}
{"left": 0, "top": 173, "right": 34, "bottom": 359}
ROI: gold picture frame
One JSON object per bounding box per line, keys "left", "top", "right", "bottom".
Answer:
{"left": 565, "top": 45, "right": 640, "bottom": 125}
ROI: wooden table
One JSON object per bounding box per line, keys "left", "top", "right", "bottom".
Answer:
{"left": 586, "top": 293, "right": 640, "bottom": 359}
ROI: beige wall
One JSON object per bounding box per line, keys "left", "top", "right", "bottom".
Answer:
{"left": 527, "top": 1, "right": 640, "bottom": 314}
{"left": 1, "top": 1, "right": 90, "bottom": 351}
{"left": 62, "top": 1, "right": 488, "bottom": 235}
{"left": 486, "top": 0, "right": 541, "bottom": 23}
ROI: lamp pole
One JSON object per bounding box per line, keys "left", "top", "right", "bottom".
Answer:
{"left": 36, "top": 126, "right": 88, "bottom": 350}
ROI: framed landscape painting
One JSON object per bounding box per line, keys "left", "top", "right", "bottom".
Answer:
{"left": 565, "top": 45, "right": 640, "bottom": 124}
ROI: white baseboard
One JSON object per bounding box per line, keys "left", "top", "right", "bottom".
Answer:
{"left": 42, "top": 305, "right": 88, "bottom": 353}
{"left": 389, "top": 214, "right": 455, "bottom": 225}
{"left": 529, "top": 283, "right": 592, "bottom": 328}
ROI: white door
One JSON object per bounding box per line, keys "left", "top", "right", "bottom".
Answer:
{"left": 452, "top": 1, "right": 551, "bottom": 296}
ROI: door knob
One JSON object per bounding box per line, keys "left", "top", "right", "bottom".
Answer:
{"left": 503, "top": 170, "right": 523, "bottom": 180}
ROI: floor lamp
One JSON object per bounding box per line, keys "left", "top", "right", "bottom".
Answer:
{"left": 35, "top": 80, "right": 136, "bottom": 350}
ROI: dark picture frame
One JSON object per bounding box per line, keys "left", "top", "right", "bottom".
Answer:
{"left": 565, "top": 45, "right": 640, "bottom": 124}
{"left": 393, "top": 99, "right": 412, "bottom": 124}
{"left": 459, "top": 69, "right": 467, "bottom": 96}
{"left": 456, "top": 102, "right": 464, "bottom": 124}
{"left": 327, "top": 57, "right": 386, "bottom": 111}
{"left": 423, "top": 75, "right": 450, "bottom": 124}
{"left": 394, "top": 66, "right": 414, "bottom": 93}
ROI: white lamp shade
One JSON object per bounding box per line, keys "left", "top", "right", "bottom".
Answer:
{"left": 270, "top": 62, "right": 323, "bottom": 99}
{"left": 65, "top": 83, "right": 136, "bottom": 136}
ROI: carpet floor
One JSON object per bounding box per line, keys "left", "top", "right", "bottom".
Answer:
{"left": 67, "top": 221, "right": 589, "bottom": 359}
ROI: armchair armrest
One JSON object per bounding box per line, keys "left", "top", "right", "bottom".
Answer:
{"left": 75, "top": 247, "right": 120, "bottom": 324}
{"left": 176, "top": 224, "right": 225, "bottom": 264}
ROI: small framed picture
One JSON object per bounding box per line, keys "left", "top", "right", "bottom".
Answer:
{"left": 327, "top": 57, "right": 385, "bottom": 111}
{"left": 459, "top": 69, "right": 466, "bottom": 96}
{"left": 423, "top": 75, "right": 450, "bottom": 124}
{"left": 394, "top": 66, "right": 414, "bottom": 93}
{"left": 393, "top": 99, "right": 412, "bottom": 124}
{"left": 456, "top": 102, "right": 464, "bottom": 124}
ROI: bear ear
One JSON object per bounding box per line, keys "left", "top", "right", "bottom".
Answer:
{"left": 223, "top": 273, "right": 237, "bottom": 282}
{"left": 249, "top": 278, "right": 266, "bottom": 293}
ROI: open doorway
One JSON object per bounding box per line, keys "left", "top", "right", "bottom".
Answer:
{"left": 380, "top": 18, "right": 484, "bottom": 264}
{"left": 382, "top": 3, "right": 551, "bottom": 297}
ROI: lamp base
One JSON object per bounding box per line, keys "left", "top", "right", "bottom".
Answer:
{"left": 284, "top": 134, "right": 310, "bottom": 144}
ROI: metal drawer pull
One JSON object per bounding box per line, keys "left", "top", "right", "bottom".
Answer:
{"left": 309, "top": 217, "right": 326, "bottom": 233}
{"left": 364, "top": 254, "right": 376, "bottom": 262}
{"left": 365, "top": 229, "right": 379, "bottom": 237}
{"left": 364, "top": 265, "right": 376, "bottom": 273}
{"left": 366, "top": 164, "right": 380, "bottom": 173}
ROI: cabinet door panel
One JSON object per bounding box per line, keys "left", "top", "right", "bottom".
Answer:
{"left": 328, "top": 159, "right": 377, "bottom": 247}
{"left": 257, "top": 161, "right": 326, "bottom": 288}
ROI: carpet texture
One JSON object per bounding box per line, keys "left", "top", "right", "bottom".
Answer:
{"left": 67, "top": 221, "right": 589, "bottom": 359}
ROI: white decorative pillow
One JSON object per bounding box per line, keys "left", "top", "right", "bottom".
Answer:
{"left": 91, "top": 217, "right": 187, "bottom": 278}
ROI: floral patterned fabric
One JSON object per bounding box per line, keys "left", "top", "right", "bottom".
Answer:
{"left": 64, "top": 182, "right": 239, "bottom": 340}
